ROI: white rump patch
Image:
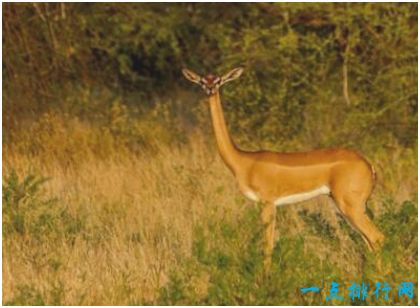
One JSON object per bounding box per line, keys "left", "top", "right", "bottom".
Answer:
{"left": 274, "top": 185, "right": 330, "bottom": 207}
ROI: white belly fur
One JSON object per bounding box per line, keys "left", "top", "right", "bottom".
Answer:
{"left": 243, "top": 185, "right": 330, "bottom": 206}
{"left": 244, "top": 190, "right": 260, "bottom": 202}
{"left": 274, "top": 185, "right": 330, "bottom": 206}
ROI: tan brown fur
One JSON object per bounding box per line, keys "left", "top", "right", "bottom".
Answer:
{"left": 183, "top": 68, "right": 384, "bottom": 272}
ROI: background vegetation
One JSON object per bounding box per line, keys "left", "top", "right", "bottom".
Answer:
{"left": 3, "top": 3, "right": 417, "bottom": 305}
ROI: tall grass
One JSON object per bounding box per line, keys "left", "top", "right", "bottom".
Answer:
{"left": 3, "top": 110, "right": 417, "bottom": 305}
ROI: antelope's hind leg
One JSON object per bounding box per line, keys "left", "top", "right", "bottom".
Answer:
{"left": 334, "top": 193, "right": 385, "bottom": 251}
{"left": 261, "top": 202, "right": 276, "bottom": 272}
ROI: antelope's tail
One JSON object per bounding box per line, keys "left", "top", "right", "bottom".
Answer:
{"left": 370, "top": 163, "right": 377, "bottom": 189}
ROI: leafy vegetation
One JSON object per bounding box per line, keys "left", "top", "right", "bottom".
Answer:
{"left": 158, "top": 198, "right": 417, "bottom": 305}
{"left": 4, "top": 3, "right": 417, "bottom": 148}
{"left": 3, "top": 2, "right": 417, "bottom": 305}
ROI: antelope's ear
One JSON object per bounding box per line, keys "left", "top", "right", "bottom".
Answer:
{"left": 220, "top": 67, "right": 244, "bottom": 85}
{"left": 182, "top": 68, "right": 202, "bottom": 84}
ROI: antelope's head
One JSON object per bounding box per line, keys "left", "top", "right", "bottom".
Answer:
{"left": 182, "top": 67, "right": 244, "bottom": 96}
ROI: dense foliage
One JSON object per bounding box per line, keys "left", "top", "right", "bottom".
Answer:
{"left": 4, "top": 3, "right": 417, "bottom": 148}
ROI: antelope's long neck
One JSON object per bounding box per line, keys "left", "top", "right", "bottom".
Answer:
{"left": 208, "top": 91, "right": 242, "bottom": 173}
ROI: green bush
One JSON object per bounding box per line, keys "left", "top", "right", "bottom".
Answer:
{"left": 3, "top": 170, "right": 84, "bottom": 243}
{"left": 4, "top": 3, "right": 417, "bottom": 149}
{"left": 157, "top": 199, "right": 417, "bottom": 305}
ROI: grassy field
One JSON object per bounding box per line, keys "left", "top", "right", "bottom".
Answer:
{"left": 3, "top": 109, "right": 417, "bottom": 305}
{"left": 3, "top": 2, "right": 417, "bottom": 305}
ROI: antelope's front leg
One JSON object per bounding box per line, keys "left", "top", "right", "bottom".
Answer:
{"left": 261, "top": 202, "right": 276, "bottom": 272}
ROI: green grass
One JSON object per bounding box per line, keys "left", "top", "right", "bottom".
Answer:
{"left": 156, "top": 199, "right": 417, "bottom": 305}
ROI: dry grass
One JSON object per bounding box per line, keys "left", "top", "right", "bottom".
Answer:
{"left": 4, "top": 130, "right": 239, "bottom": 304}
{"left": 3, "top": 113, "right": 417, "bottom": 305}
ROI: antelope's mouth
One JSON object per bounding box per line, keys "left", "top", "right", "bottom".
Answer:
{"left": 204, "top": 87, "right": 216, "bottom": 95}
